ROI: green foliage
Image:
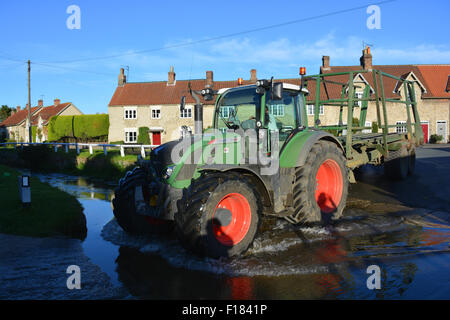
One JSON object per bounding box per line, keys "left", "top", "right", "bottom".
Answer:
{"left": 372, "top": 121, "right": 379, "bottom": 133}
{"left": 0, "top": 164, "right": 86, "bottom": 239}
{"left": 73, "top": 114, "right": 109, "bottom": 140}
{"left": 137, "top": 127, "right": 150, "bottom": 144}
{"left": 48, "top": 114, "right": 109, "bottom": 142}
{"left": 31, "top": 126, "right": 37, "bottom": 143}
{"left": 47, "top": 115, "right": 74, "bottom": 141}
{"left": 110, "top": 140, "right": 124, "bottom": 145}
{"left": 430, "top": 134, "right": 443, "bottom": 144}
{"left": 0, "top": 105, "right": 12, "bottom": 122}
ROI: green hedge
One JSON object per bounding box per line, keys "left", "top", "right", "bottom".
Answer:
{"left": 48, "top": 114, "right": 109, "bottom": 141}
{"left": 137, "top": 127, "right": 150, "bottom": 144}
{"left": 73, "top": 114, "right": 109, "bottom": 140}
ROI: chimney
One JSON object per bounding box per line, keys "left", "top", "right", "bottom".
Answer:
{"left": 118, "top": 68, "right": 126, "bottom": 86}
{"left": 38, "top": 99, "right": 43, "bottom": 107}
{"left": 54, "top": 99, "right": 60, "bottom": 106}
{"left": 360, "top": 46, "right": 372, "bottom": 71}
{"left": 16, "top": 106, "right": 21, "bottom": 112}
{"left": 206, "top": 70, "right": 214, "bottom": 87}
{"left": 250, "top": 69, "right": 257, "bottom": 83}
{"left": 322, "top": 56, "right": 330, "bottom": 69}
{"left": 168, "top": 66, "right": 176, "bottom": 85}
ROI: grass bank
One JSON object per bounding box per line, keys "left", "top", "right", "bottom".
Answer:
{"left": 0, "top": 145, "right": 147, "bottom": 181}
{"left": 0, "top": 164, "right": 87, "bottom": 239}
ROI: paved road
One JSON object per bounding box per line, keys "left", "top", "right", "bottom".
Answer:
{"left": 349, "top": 144, "right": 450, "bottom": 213}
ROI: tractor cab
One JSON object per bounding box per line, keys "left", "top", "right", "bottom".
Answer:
{"left": 213, "top": 81, "right": 308, "bottom": 150}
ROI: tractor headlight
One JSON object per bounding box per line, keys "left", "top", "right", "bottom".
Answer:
{"left": 163, "top": 165, "right": 175, "bottom": 180}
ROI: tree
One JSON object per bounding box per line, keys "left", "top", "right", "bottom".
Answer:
{"left": 0, "top": 105, "right": 13, "bottom": 122}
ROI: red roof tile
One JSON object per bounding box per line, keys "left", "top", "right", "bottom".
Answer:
{"left": 415, "top": 65, "right": 450, "bottom": 98}
{"left": 31, "top": 103, "right": 72, "bottom": 126}
{"left": 0, "top": 107, "right": 42, "bottom": 127}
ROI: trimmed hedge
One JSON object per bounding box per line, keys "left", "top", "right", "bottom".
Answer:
{"left": 73, "top": 114, "right": 109, "bottom": 140}
{"left": 137, "top": 127, "right": 150, "bottom": 145}
{"left": 48, "top": 114, "right": 109, "bottom": 141}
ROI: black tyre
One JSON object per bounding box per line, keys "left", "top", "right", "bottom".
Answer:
{"left": 384, "top": 147, "right": 409, "bottom": 180}
{"left": 175, "top": 172, "right": 260, "bottom": 258}
{"left": 289, "top": 140, "right": 349, "bottom": 224}
{"left": 112, "top": 168, "right": 173, "bottom": 234}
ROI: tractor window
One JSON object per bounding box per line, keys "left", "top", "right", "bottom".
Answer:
{"left": 265, "top": 90, "right": 300, "bottom": 140}
{"left": 216, "top": 87, "right": 261, "bottom": 132}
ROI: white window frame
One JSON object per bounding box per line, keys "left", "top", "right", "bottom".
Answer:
{"left": 124, "top": 128, "right": 137, "bottom": 143}
{"left": 396, "top": 121, "right": 407, "bottom": 134}
{"left": 355, "top": 92, "right": 363, "bottom": 107}
{"left": 269, "top": 104, "right": 285, "bottom": 117}
{"left": 307, "top": 105, "right": 324, "bottom": 116}
{"left": 151, "top": 106, "right": 161, "bottom": 119}
{"left": 180, "top": 106, "right": 192, "bottom": 118}
{"left": 219, "top": 106, "right": 234, "bottom": 118}
{"left": 362, "top": 121, "right": 372, "bottom": 133}
{"left": 124, "top": 106, "right": 137, "bottom": 120}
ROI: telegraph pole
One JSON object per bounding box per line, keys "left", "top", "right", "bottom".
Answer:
{"left": 27, "top": 60, "right": 32, "bottom": 143}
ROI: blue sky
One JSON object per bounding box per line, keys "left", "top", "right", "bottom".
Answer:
{"left": 0, "top": 0, "right": 449, "bottom": 114}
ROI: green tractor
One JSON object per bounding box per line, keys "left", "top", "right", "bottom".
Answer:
{"left": 112, "top": 69, "right": 423, "bottom": 258}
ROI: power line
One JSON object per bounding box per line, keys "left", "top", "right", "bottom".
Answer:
{"left": 31, "top": 62, "right": 116, "bottom": 77}
{"left": 38, "top": 0, "right": 396, "bottom": 64}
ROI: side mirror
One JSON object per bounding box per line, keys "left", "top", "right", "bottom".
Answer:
{"left": 271, "top": 82, "right": 283, "bottom": 100}
{"left": 180, "top": 96, "right": 186, "bottom": 112}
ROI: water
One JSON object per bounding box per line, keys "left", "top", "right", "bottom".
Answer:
{"left": 32, "top": 172, "right": 450, "bottom": 299}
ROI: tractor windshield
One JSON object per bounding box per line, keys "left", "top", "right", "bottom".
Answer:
{"left": 215, "top": 87, "right": 262, "bottom": 132}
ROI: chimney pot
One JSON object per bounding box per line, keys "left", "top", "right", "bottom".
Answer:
{"left": 168, "top": 66, "right": 176, "bottom": 85}
{"left": 118, "top": 68, "right": 127, "bottom": 86}
{"left": 54, "top": 99, "right": 60, "bottom": 106}
{"left": 206, "top": 71, "right": 214, "bottom": 87}
{"left": 38, "top": 99, "right": 43, "bottom": 107}
{"left": 250, "top": 69, "right": 257, "bottom": 83}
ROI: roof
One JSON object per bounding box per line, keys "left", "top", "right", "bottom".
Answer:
{"left": 108, "top": 64, "right": 450, "bottom": 107}
{"left": 31, "top": 103, "right": 72, "bottom": 126}
{"left": 415, "top": 65, "right": 450, "bottom": 98}
{"left": 0, "top": 107, "right": 42, "bottom": 127}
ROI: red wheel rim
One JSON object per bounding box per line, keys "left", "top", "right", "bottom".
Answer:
{"left": 212, "top": 193, "right": 252, "bottom": 246}
{"left": 315, "top": 159, "right": 343, "bottom": 213}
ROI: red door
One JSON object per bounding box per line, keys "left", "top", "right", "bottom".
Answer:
{"left": 152, "top": 132, "right": 161, "bottom": 145}
{"left": 421, "top": 123, "right": 428, "bottom": 143}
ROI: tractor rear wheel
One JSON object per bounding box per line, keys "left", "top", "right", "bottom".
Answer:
{"left": 175, "top": 172, "right": 260, "bottom": 258}
{"left": 289, "top": 140, "right": 348, "bottom": 224}
{"left": 112, "top": 168, "right": 173, "bottom": 234}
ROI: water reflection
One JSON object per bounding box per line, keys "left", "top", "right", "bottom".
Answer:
{"left": 31, "top": 173, "right": 450, "bottom": 299}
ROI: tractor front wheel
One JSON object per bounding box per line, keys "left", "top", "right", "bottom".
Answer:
{"left": 112, "top": 168, "right": 173, "bottom": 234}
{"left": 175, "top": 172, "right": 260, "bottom": 258}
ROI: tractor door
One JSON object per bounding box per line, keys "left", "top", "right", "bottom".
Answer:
{"left": 264, "top": 90, "right": 303, "bottom": 154}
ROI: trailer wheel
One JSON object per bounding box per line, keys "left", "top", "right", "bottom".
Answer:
{"left": 408, "top": 147, "right": 416, "bottom": 175}
{"left": 112, "top": 168, "right": 173, "bottom": 234}
{"left": 175, "top": 172, "right": 260, "bottom": 258}
{"left": 384, "top": 147, "right": 409, "bottom": 180}
{"left": 290, "top": 140, "right": 348, "bottom": 224}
